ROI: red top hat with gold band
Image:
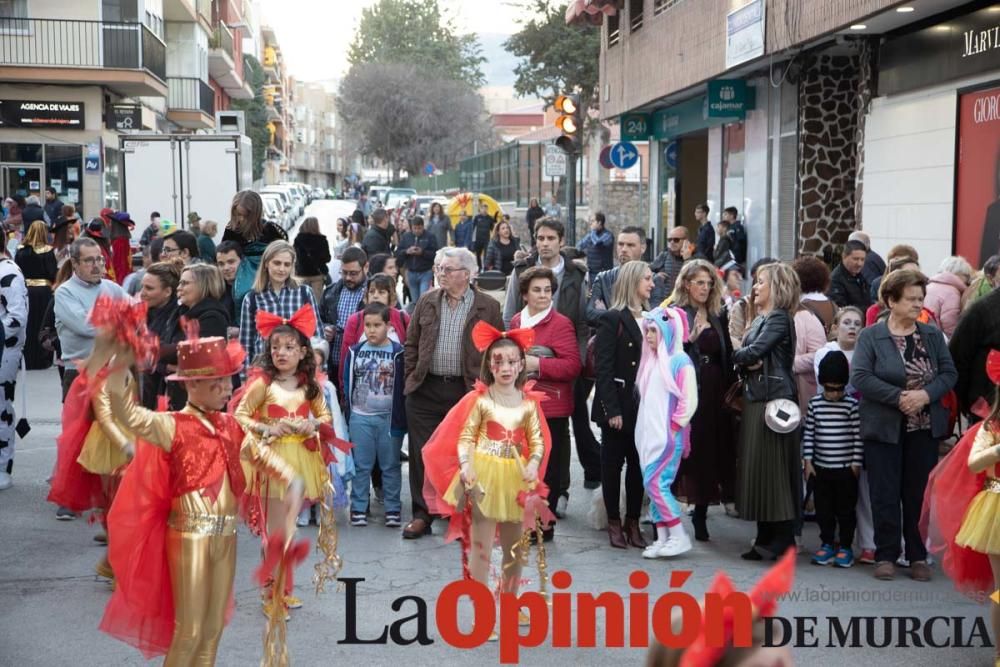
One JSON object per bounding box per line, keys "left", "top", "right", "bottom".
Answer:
{"left": 166, "top": 318, "right": 245, "bottom": 381}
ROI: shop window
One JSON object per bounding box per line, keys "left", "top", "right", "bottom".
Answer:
{"left": 629, "top": 0, "right": 643, "bottom": 32}
{"left": 104, "top": 146, "right": 120, "bottom": 210}
{"left": 607, "top": 12, "right": 620, "bottom": 47}
{"left": 653, "top": 0, "right": 683, "bottom": 17}
{"left": 44, "top": 144, "right": 83, "bottom": 208}
{"left": 722, "top": 122, "right": 745, "bottom": 217}
{"left": 1, "top": 143, "right": 42, "bottom": 163}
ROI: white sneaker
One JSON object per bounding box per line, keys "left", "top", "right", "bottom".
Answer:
{"left": 724, "top": 503, "right": 739, "bottom": 517}
{"left": 555, "top": 495, "right": 568, "bottom": 519}
{"left": 660, "top": 534, "right": 693, "bottom": 557}
{"left": 296, "top": 506, "right": 310, "bottom": 528}
{"left": 0, "top": 471, "right": 11, "bottom": 490}
{"left": 642, "top": 540, "right": 666, "bottom": 559}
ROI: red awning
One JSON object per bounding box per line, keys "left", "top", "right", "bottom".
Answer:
{"left": 565, "top": 0, "right": 617, "bottom": 26}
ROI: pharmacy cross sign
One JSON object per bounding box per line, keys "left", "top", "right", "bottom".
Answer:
{"left": 609, "top": 141, "right": 638, "bottom": 169}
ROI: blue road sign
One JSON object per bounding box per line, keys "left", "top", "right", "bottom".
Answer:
{"left": 423, "top": 162, "right": 436, "bottom": 176}
{"left": 664, "top": 141, "right": 678, "bottom": 169}
{"left": 609, "top": 141, "right": 639, "bottom": 169}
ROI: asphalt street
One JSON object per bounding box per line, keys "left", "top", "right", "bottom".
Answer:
{"left": 0, "top": 202, "right": 994, "bottom": 666}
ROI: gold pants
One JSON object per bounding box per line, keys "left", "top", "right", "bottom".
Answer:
{"left": 164, "top": 528, "right": 236, "bottom": 667}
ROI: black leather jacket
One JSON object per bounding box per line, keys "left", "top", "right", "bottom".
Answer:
{"left": 732, "top": 309, "right": 796, "bottom": 402}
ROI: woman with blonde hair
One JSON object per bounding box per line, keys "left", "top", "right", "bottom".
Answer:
{"left": 15, "top": 220, "right": 57, "bottom": 369}
{"left": 733, "top": 262, "right": 801, "bottom": 560}
{"left": 593, "top": 260, "right": 654, "bottom": 550}
{"left": 669, "top": 259, "right": 738, "bottom": 539}
{"left": 238, "top": 240, "right": 322, "bottom": 371}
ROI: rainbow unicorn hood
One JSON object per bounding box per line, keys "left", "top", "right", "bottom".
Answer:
{"left": 642, "top": 306, "right": 689, "bottom": 356}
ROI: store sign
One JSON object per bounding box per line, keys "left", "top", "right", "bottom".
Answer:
{"left": 107, "top": 104, "right": 141, "bottom": 131}
{"left": 707, "top": 80, "right": 747, "bottom": 118}
{"left": 652, "top": 89, "right": 755, "bottom": 140}
{"left": 620, "top": 113, "right": 651, "bottom": 141}
{"left": 0, "top": 100, "right": 85, "bottom": 128}
{"left": 726, "top": 0, "right": 765, "bottom": 69}
{"left": 880, "top": 5, "right": 1000, "bottom": 96}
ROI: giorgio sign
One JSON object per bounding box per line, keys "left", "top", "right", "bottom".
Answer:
{"left": 0, "top": 100, "right": 85, "bottom": 129}
{"left": 879, "top": 5, "right": 1000, "bottom": 96}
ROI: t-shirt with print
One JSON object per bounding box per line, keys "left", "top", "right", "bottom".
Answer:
{"left": 351, "top": 341, "right": 396, "bottom": 416}
{"left": 891, "top": 331, "right": 934, "bottom": 432}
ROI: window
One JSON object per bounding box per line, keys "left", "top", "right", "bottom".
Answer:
{"left": 607, "top": 11, "right": 620, "bottom": 47}
{"left": 630, "top": 0, "right": 643, "bottom": 32}
{"left": 102, "top": 0, "right": 138, "bottom": 22}
{"left": 654, "top": 0, "right": 683, "bottom": 17}
{"left": 0, "top": 0, "right": 28, "bottom": 32}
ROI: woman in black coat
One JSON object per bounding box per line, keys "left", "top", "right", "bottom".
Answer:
{"left": 137, "top": 261, "right": 181, "bottom": 409}
{"left": 161, "top": 263, "right": 230, "bottom": 409}
{"left": 592, "top": 260, "right": 654, "bottom": 550}
{"left": 293, "top": 215, "right": 331, "bottom": 304}
{"left": 732, "top": 262, "right": 800, "bottom": 561}
{"left": 15, "top": 221, "right": 57, "bottom": 369}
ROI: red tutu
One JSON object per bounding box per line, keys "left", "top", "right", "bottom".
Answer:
{"left": 422, "top": 380, "right": 553, "bottom": 543}
{"left": 920, "top": 422, "right": 995, "bottom": 598}
{"left": 47, "top": 371, "right": 104, "bottom": 512}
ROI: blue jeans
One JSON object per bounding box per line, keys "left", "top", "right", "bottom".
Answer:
{"left": 406, "top": 269, "right": 433, "bottom": 304}
{"left": 348, "top": 412, "right": 401, "bottom": 513}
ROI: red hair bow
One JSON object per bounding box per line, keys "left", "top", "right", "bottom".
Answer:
{"left": 988, "top": 349, "right": 1000, "bottom": 386}
{"left": 256, "top": 304, "right": 316, "bottom": 340}
{"left": 471, "top": 321, "right": 535, "bottom": 353}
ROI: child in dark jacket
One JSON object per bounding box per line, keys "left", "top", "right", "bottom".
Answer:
{"left": 341, "top": 303, "right": 407, "bottom": 528}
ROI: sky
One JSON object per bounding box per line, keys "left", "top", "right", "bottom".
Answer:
{"left": 259, "top": 0, "right": 532, "bottom": 84}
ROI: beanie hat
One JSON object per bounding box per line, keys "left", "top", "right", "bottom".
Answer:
{"left": 818, "top": 350, "right": 850, "bottom": 386}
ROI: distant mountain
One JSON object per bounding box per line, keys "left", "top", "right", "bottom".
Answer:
{"left": 476, "top": 32, "right": 520, "bottom": 88}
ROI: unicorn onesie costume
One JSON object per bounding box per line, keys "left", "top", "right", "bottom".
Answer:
{"left": 635, "top": 306, "right": 698, "bottom": 559}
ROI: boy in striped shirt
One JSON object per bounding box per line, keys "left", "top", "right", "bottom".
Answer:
{"left": 803, "top": 351, "right": 863, "bottom": 568}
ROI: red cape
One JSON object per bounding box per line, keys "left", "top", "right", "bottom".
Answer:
{"left": 47, "top": 371, "right": 104, "bottom": 512}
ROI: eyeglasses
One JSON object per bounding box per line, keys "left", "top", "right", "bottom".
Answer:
{"left": 341, "top": 269, "right": 365, "bottom": 278}
{"left": 78, "top": 256, "right": 105, "bottom": 266}
{"left": 690, "top": 280, "right": 713, "bottom": 288}
{"left": 436, "top": 266, "right": 468, "bottom": 275}
{"left": 161, "top": 246, "right": 178, "bottom": 255}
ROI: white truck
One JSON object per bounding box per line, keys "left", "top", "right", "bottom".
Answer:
{"left": 119, "top": 133, "right": 253, "bottom": 243}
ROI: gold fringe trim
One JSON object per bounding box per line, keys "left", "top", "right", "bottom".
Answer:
{"left": 312, "top": 479, "right": 344, "bottom": 595}
{"left": 261, "top": 565, "right": 289, "bottom": 667}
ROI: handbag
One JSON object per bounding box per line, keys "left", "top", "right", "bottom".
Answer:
{"left": 583, "top": 317, "right": 622, "bottom": 381}
{"left": 723, "top": 380, "right": 743, "bottom": 414}
{"left": 742, "top": 313, "right": 801, "bottom": 433}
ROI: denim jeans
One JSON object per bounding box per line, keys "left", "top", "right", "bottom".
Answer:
{"left": 348, "top": 412, "right": 401, "bottom": 513}
{"left": 406, "top": 269, "right": 433, "bottom": 304}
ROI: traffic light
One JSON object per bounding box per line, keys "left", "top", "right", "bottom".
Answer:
{"left": 554, "top": 94, "right": 581, "bottom": 155}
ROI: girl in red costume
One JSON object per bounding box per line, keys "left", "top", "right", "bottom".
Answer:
{"left": 423, "top": 321, "right": 554, "bottom": 613}
{"left": 923, "top": 350, "right": 1000, "bottom": 665}
{"left": 88, "top": 301, "right": 304, "bottom": 666}
{"left": 234, "top": 304, "right": 335, "bottom": 615}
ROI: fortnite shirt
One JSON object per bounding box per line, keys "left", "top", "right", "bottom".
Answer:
{"left": 350, "top": 341, "right": 395, "bottom": 416}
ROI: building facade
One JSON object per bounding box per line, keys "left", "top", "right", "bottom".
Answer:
{"left": 591, "top": 0, "right": 992, "bottom": 274}
{"left": 260, "top": 23, "right": 293, "bottom": 185}
{"left": 290, "top": 80, "right": 342, "bottom": 189}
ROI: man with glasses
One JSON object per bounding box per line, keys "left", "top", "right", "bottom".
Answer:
{"left": 320, "top": 247, "right": 369, "bottom": 391}
{"left": 650, "top": 226, "right": 693, "bottom": 301}
{"left": 402, "top": 247, "right": 503, "bottom": 539}
{"left": 51, "top": 237, "right": 125, "bottom": 518}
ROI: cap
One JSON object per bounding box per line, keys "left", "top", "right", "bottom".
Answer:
{"left": 187, "top": 211, "right": 201, "bottom": 223}
{"left": 818, "top": 350, "right": 850, "bottom": 387}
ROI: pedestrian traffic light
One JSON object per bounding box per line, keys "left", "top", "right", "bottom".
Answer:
{"left": 554, "top": 94, "right": 581, "bottom": 155}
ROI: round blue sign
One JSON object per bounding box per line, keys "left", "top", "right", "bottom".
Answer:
{"left": 17, "top": 169, "right": 25, "bottom": 176}
{"left": 609, "top": 141, "right": 639, "bottom": 170}
{"left": 664, "top": 142, "right": 678, "bottom": 170}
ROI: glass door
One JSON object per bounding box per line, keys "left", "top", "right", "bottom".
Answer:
{"left": 1, "top": 164, "right": 44, "bottom": 198}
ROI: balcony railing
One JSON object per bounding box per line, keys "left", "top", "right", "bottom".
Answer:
{"left": 0, "top": 18, "right": 166, "bottom": 81}
{"left": 210, "top": 22, "right": 234, "bottom": 61}
{"left": 168, "top": 77, "right": 214, "bottom": 116}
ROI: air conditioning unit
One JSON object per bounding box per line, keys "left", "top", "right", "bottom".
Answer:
{"left": 216, "top": 110, "right": 245, "bottom": 135}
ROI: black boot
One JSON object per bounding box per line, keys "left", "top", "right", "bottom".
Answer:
{"left": 692, "top": 505, "right": 709, "bottom": 542}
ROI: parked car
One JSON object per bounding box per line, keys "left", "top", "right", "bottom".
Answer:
{"left": 262, "top": 185, "right": 303, "bottom": 218}
{"left": 385, "top": 188, "right": 417, "bottom": 210}
{"left": 260, "top": 193, "right": 292, "bottom": 230}
{"left": 368, "top": 185, "right": 391, "bottom": 206}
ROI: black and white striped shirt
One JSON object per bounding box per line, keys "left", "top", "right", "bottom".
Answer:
{"left": 802, "top": 394, "right": 863, "bottom": 468}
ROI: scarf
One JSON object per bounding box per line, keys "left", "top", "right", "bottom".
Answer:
{"left": 518, "top": 305, "right": 552, "bottom": 330}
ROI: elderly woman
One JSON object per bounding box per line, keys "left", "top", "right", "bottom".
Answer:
{"left": 161, "top": 264, "right": 231, "bottom": 409}
{"left": 197, "top": 220, "right": 218, "bottom": 263}
{"left": 852, "top": 269, "right": 957, "bottom": 582}
{"left": 593, "top": 260, "right": 654, "bottom": 550}
{"left": 669, "top": 259, "right": 737, "bottom": 539}
{"left": 924, "top": 255, "right": 973, "bottom": 337}
{"left": 238, "top": 240, "right": 322, "bottom": 371}
{"left": 510, "top": 266, "right": 581, "bottom": 539}
{"left": 733, "top": 262, "right": 800, "bottom": 561}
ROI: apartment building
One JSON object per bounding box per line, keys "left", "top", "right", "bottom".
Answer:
{"left": 586, "top": 0, "right": 1000, "bottom": 272}
{"left": 290, "top": 80, "right": 343, "bottom": 189}
{"left": 260, "top": 23, "right": 293, "bottom": 185}
{"left": 0, "top": 0, "right": 253, "bottom": 215}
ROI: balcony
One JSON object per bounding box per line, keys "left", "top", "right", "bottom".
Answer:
{"left": 208, "top": 22, "right": 252, "bottom": 100}
{"left": 166, "top": 77, "right": 215, "bottom": 129}
{"left": 0, "top": 18, "right": 167, "bottom": 97}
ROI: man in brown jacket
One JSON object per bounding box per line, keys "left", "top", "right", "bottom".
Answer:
{"left": 402, "top": 247, "right": 503, "bottom": 538}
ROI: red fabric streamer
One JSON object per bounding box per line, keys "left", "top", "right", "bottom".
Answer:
{"left": 920, "top": 422, "right": 996, "bottom": 598}
{"left": 89, "top": 294, "right": 158, "bottom": 368}
{"left": 254, "top": 531, "right": 311, "bottom": 587}
{"left": 46, "top": 372, "right": 104, "bottom": 512}
{"left": 517, "top": 490, "right": 556, "bottom": 533}
{"left": 988, "top": 349, "right": 1000, "bottom": 386}
{"left": 470, "top": 321, "right": 535, "bottom": 353}
{"left": 256, "top": 304, "right": 317, "bottom": 340}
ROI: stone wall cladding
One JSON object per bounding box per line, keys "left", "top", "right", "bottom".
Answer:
{"left": 796, "top": 54, "right": 861, "bottom": 259}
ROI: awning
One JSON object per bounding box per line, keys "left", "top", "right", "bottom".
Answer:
{"left": 565, "top": 0, "right": 617, "bottom": 26}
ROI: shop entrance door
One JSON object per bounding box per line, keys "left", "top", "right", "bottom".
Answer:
{"left": 1, "top": 164, "right": 44, "bottom": 199}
